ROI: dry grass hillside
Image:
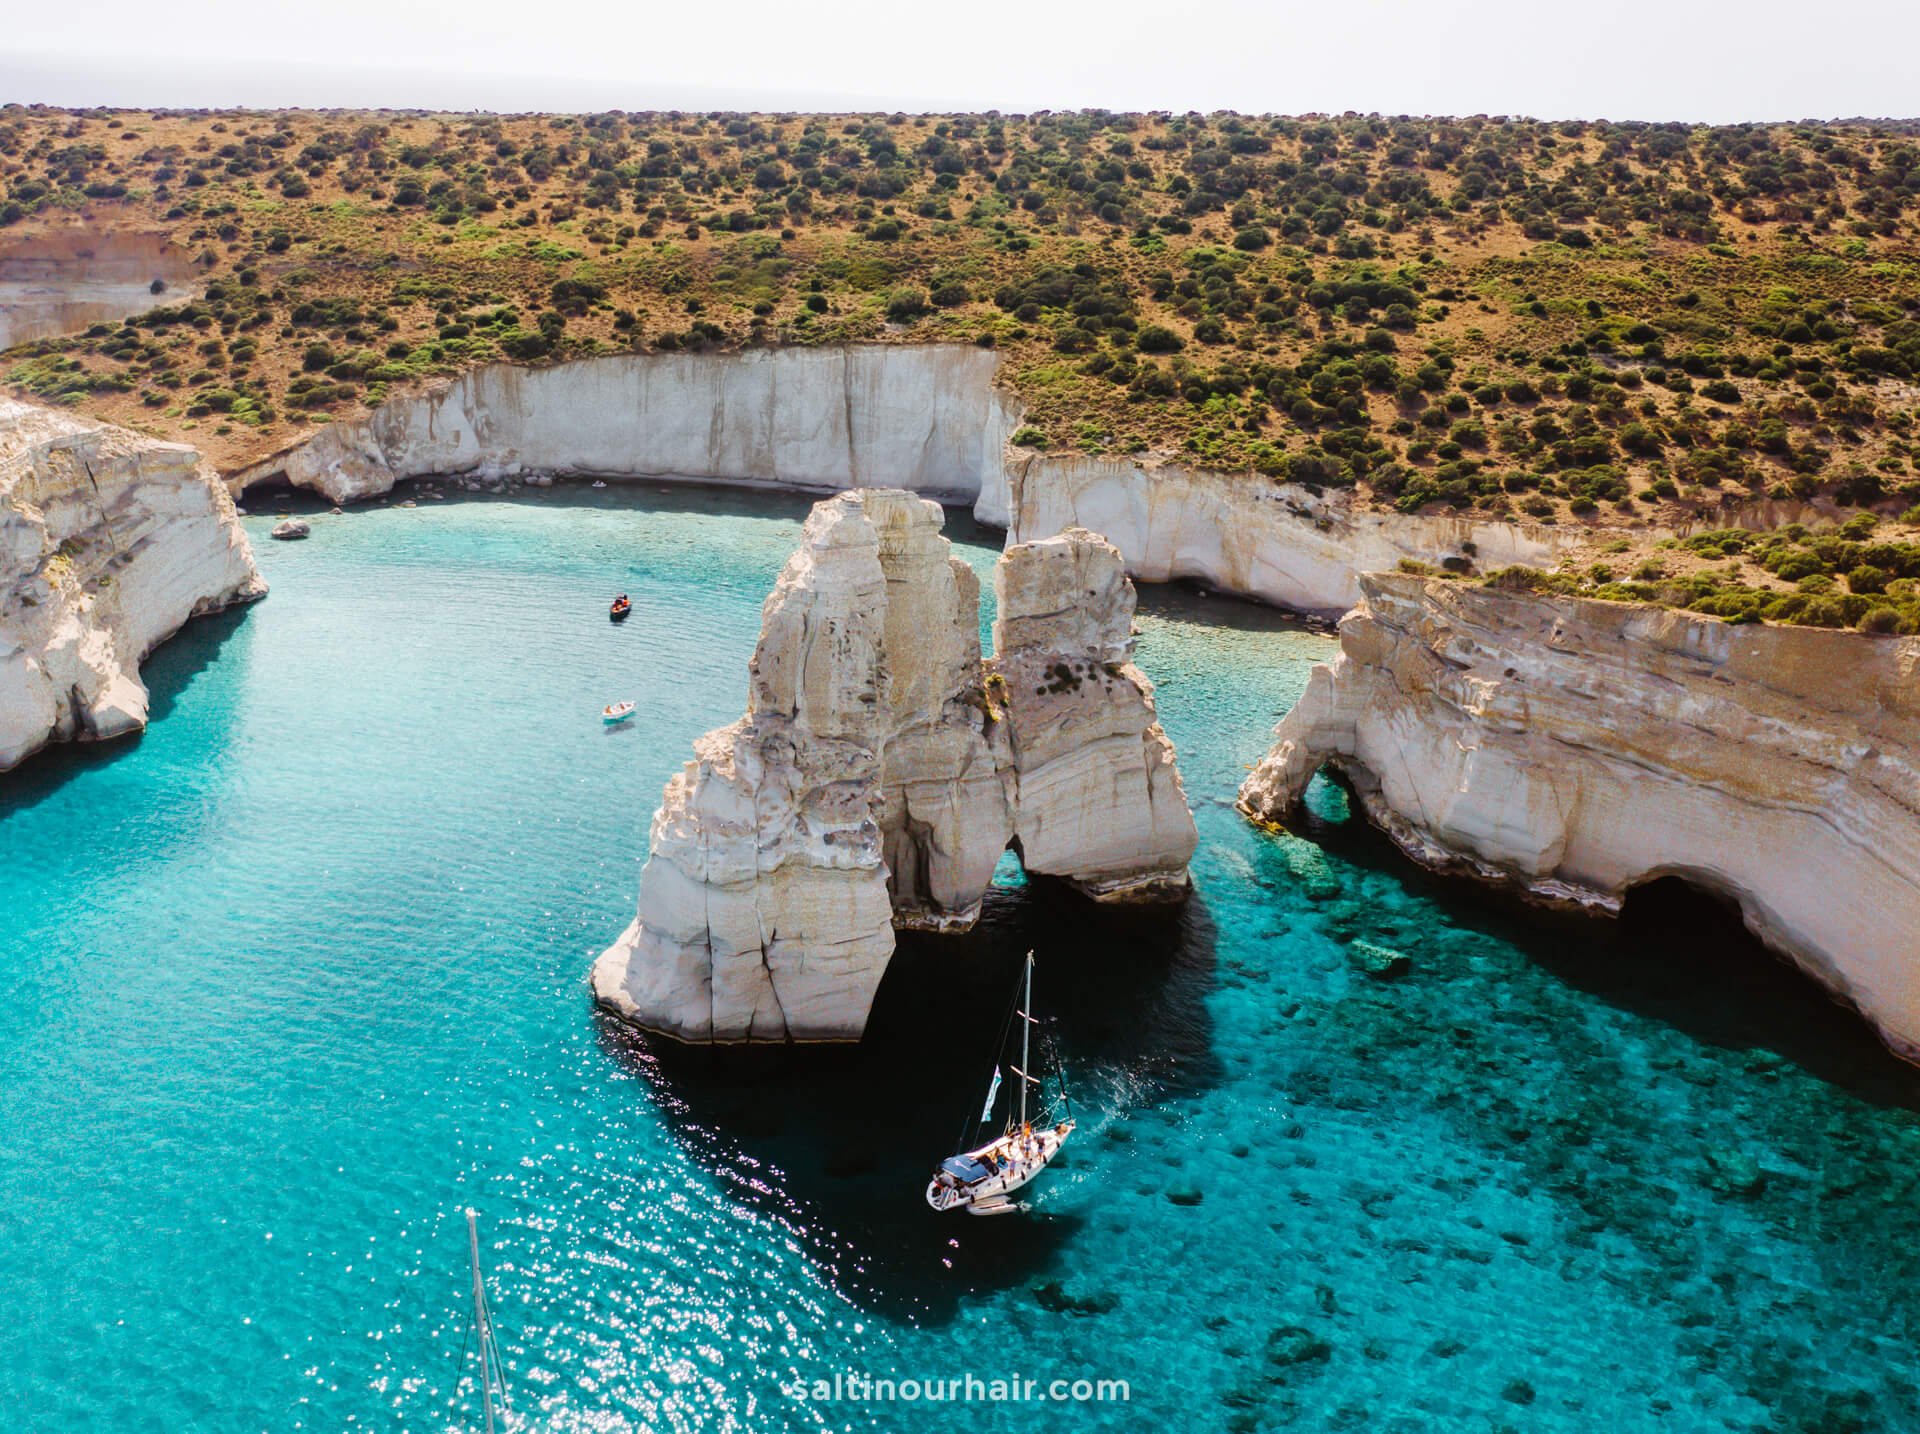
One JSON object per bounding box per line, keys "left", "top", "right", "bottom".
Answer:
{"left": 7, "top": 105, "right": 1920, "bottom": 626}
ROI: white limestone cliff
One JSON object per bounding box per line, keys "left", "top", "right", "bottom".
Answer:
{"left": 1237, "top": 572, "right": 1920, "bottom": 1061}
{"left": 0, "top": 398, "right": 264, "bottom": 772}
{"left": 229, "top": 345, "right": 1018, "bottom": 509}
{"left": 591, "top": 490, "right": 1196, "bottom": 1044}
{"left": 1005, "top": 451, "right": 1567, "bottom": 616}
{"left": 225, "top": 346, "right": 1570, "bottom": 618}
{"left": 0, "top": 228, "right": 201, "bottom": 350}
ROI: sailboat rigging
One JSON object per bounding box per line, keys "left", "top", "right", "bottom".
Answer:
{"left": 461, "top": 1208, "right": 514, "bottom": 1433}
{"left": 925, "top": 953, "right": 1075, "bottom": 1216}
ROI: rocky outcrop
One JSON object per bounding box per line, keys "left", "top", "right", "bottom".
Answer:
{"left": 229, "top": 345, "right": 1018, "bottom": 508}
{"left": 1238, "top": 572, "right": 1920, "bottom": 1060}
{"left": 591, "top": 490, "right": 1195, "bottom": 1043}
{"left": 1006, "top": 452, "right": 1567, "bottom": 616}
{"left": 0, "top": 398, "right": 264, "bottom": 771}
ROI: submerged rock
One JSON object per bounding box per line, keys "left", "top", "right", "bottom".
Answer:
{"left": 1705, "top": 1148, "right": 1767, "bottom": 1197}
{"left": 1265, "top": 1325, "right": 1333, "bottom": 1367}
{"left": 1351, "top": 939, "right": 1412, "bottom": 981}
{"left": 1032, "top": 1279, "right": 1119, "bottom": 1316}
{"left": 592, "top": 490, "right": 1196, "bottom": 1043}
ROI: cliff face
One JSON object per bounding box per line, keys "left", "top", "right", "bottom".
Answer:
{"left": 227, "top": 346, "right": 1576, "bottom": 618}
{"left": 591, "top": 490, "right": 1196, "bottom": 1044}
{"left": 1006, "top": 452, "right": 1567, "bottom": 616}
{"left": 0, "top": 398, "right": 264, "bottom": 771}
{"left": 1238, "top": 572, "right": 1920, "bottom": 1060}
{"left": 230, "top": 345, "right": 1019, "bottom": 507}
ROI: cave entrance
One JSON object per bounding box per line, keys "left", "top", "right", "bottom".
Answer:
{"left": 1606, "top": 874, "right": 1918, "bottom": 1100}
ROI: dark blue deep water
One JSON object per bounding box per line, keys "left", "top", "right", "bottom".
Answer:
{"left": 2, "top": 486, "right": 1917, "bottom": 1433}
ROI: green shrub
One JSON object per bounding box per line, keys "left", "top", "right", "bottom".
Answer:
{"left": 886, "top": 286, "right": 929, "bottom": 321}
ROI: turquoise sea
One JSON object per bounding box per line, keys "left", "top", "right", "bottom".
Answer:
{"left": 2, "top": 486, "right": 1916, "bottom": 1433}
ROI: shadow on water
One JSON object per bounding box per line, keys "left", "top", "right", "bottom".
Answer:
{"left": 1294, "top": 780, "right": 1920, "bottom": 1113}
{"left": 593, "top": 874, "right": 1223, "bottom": 1326}
{"left": 0, "top": 602, "right": 255, "bottom": 822}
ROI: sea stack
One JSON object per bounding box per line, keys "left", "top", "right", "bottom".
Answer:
{"left": 591, "top": 489, "right": 1196, "bottom": 1044}
{"left": 990, "top": 526, "right": 1197, "bottom": 901}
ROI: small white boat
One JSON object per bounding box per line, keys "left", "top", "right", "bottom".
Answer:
{"left": 926, "top": 953, "right": 1074, "bottom": 1215}
{"left": 602, "top": 701, "right": 636, "bottom": 724}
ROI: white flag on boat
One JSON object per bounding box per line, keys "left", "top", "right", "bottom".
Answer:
{"left": 981, "top": 1066, "right": 1003, "bottom": 1123}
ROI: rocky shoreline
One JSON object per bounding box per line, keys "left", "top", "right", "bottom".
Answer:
{"left": 1237, "top": 572, "right": 1920, "bottom": 1061}
{"left": 225, "top": 347, "right": 1565, "bottom": 618}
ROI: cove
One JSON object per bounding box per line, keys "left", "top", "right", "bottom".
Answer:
{"left": 1, "top": 486, "right": 1916, "bottom": 1432}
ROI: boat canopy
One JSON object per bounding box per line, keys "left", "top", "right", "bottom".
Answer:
{"left": 941, "top": 1155, "right": 993, "bottom": 1184}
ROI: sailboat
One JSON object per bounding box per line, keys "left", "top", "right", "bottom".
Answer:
{"left": 925, "top": 953, "right": 1075, "bottom": 1216}
{"left": 460, "top": 1208, "right": 514, "bottom": 1432}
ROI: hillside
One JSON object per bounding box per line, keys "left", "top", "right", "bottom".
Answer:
{"left": 4, "top": 105, "right": 1920, "bottom": 624}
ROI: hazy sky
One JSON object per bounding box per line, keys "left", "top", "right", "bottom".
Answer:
{"left": 6, "top": 0, "right": 1918, "bottom": 122}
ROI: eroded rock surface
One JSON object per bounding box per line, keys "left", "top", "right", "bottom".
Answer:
{"left": 1238, "top": 572, "right": 1920, "bottom": 1060}
{"left": 1, "top": 398, "right": 264, "bottom": 771}
{"left": 592, "top": 491, "right": 1195, "bottom": 1043}
{"left": 991, "top": 527, "right": 1197, "bottom": 900}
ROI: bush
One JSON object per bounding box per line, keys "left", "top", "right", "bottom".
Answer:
{"left": 1135, "top": 324, "right": 1183, "bottom": 353}
{"left": 1010, "top": 426, "right": 1047, "bottom": 448}
{"left": 886, "top": 286, "right": 930, "bottom": 321}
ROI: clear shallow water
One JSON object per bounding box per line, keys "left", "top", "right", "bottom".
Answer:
{"left": 2, "top": 486, "right": 1917, "bottom": 1433}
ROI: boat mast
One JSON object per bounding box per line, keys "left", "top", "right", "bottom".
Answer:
{"left": 1019, "top": 953, "right": 1033, "bottom": 1129}
{"left": 468, "top": 1208, "right": 497, "bottom": 1434}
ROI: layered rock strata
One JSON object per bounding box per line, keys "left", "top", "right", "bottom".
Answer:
{"left": 1238, "top": 572, "right": 1920, "bottom": 1060}
{"left": 1, "top": 398, "right": 264, "bottom": 771}
{"left": 591, "top": 490, "right": 1196, "bottom": 1043}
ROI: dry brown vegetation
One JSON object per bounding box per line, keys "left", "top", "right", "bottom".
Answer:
{"left": 5, "top": 105, "right": 1920, "bottom": 622}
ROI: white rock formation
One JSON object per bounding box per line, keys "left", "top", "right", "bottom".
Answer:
{"left": 0, "top": 398, "right": 264, "bottom": 771}
{"left": 225, "top": 346, "right": 1574, "bottom": 617}
{"left": 865, "top": 493, "right": 1013, "bottom": 930}
{"left": 1238, "top": 572, "right": 1920, "bottom": 1061}
{"left": 593, "top": 493, "right": 898, "bottom": 1042}
{"left": 592, "top": 491, "right": 1196, "bottom": 1043}
{"left": 1005, "top": 451, "right": 1568, "bottom": 616}
{"left": 991, "top": 527, "right": 1198, "bottom": 900}
{"left": 229, "top": 345, "right": 1018, "bottom": 508}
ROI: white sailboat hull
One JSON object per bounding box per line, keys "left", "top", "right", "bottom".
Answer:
{"left": 926, "top": 1122, "right": 1074, "bottom": 1214}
